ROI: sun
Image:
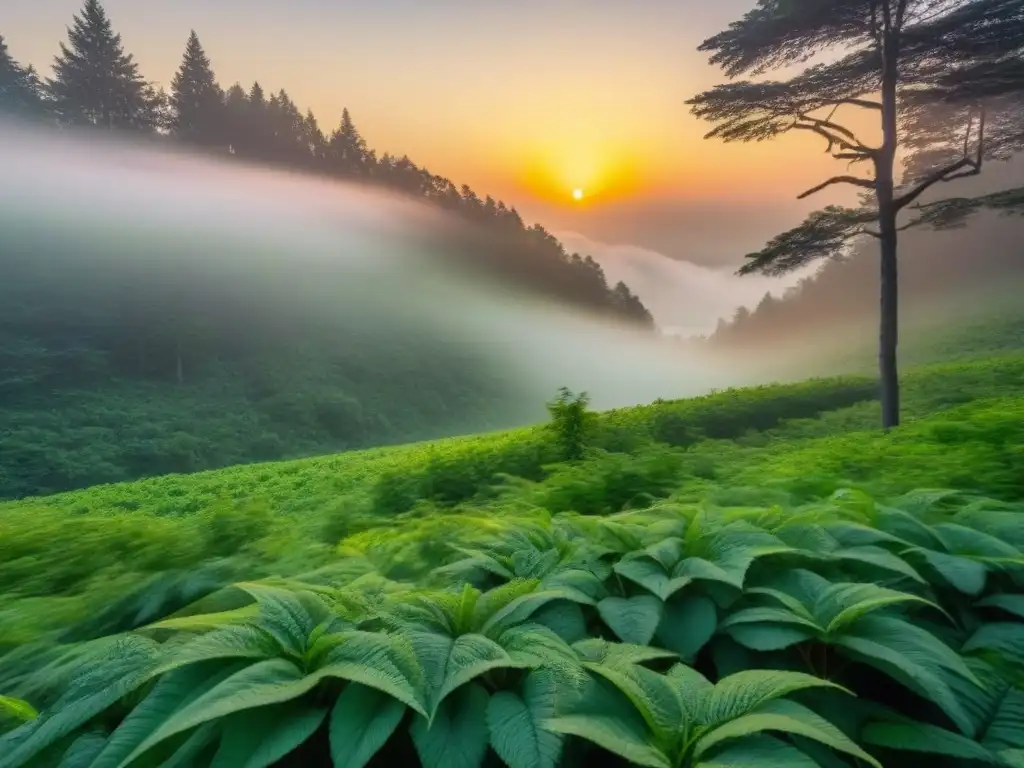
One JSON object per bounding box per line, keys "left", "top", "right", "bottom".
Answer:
{"left": 572, "top": 188, "right": 584, "bottom": 201}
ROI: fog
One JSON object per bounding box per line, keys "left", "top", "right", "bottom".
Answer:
{"left": 0, "top": 122, "right": 764, "bottom": 416}
{"left": 556, "top": 231, "right": 812, "bottom": 337}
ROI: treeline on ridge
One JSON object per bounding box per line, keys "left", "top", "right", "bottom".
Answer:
{"left": 0, "top": 0, "right": 658, "bottom": 501}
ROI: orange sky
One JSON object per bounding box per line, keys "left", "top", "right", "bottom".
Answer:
{"left": 7, "top": 0, "right": 875, "bottom": 265}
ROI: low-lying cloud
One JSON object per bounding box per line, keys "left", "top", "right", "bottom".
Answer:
{"left": 557, "top": 231, "right": 813, "bottom": 336}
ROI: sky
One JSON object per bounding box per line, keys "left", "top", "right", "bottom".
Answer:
{"left": 6, "top": 0, "right": 865, "bottom": 272}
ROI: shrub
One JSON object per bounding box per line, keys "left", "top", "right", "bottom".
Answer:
{"left": 3, "top": 489, "right": 1021, "bottom": 767}
{"left": 546, "top": 387, "right": 594, "bottom": 461}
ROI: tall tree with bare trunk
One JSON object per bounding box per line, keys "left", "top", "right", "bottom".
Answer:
{"left": 688, "top": 0, "right": 1024, "bottom": 429}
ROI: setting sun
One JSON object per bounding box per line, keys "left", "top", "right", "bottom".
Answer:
{"left": 572, "top": 188, "right": 584, "bottom": 201}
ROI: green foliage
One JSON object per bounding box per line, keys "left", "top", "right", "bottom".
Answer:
{"left": 1, "top": 490, "right": 1021, "bottom": 767}
{"left": 546, "top": 388, "right": 594, "bottom": 461}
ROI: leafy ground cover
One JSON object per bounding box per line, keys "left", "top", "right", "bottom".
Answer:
{"left": 1, "top": 488, "right": 1022, "bottom": 767}
{"left": 1, "top": 345, "right": 1023, "bottom": 766}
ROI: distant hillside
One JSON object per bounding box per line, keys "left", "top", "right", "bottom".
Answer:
{"left": 706, "top": 163, "right": 1024, "bottom": 364}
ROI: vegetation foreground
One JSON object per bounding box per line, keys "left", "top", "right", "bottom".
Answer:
{"left": 2, "top": 350, "right": 1024, "bottom": 766}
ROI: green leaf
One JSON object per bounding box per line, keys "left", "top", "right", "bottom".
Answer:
{"left": 408, "top": 631, "right": 524, "bottom": 716}
{"left": 963, "top": 623, "right": 1024, "bottom": 667}
{"left": 976, "top": 595, "right": 1024, "bottom": 620}
{"left": 703, "top": 670, "right": 847, "bottom": 726}
{"left": 667, "top": 663, "right": 714, "bottom": 723}
{"left": 832, "top": 546, "right": 927, "bottom": 583}
{"left": 0, "top": 697, "right": 36, "bottom": 723}
{"left": 56, "top": 731, "right": 107, "bottom": 768}
{"left": 531, "top": 602, "right": 588, "bottom": 644}
{"left": 695, "top": 734, "right": 820, "bottom": 767}
{"left": 544, "top": 712, "right": 669, "bottom": 767}
{"left": 572, "top": 638, "right": 677, "bottom": 666}
{"left": 654, "top": 595, "right": 717, "bottom": 661}
{"left": 862, "top": 721, "right": 999, "bottom": 762}
{"left": 410, "top": 683, "right": 490, "bottom": 768}
{"left": 817, "top": 582, "right": 941, "bottom": 633}
{"left": 329, "top": 683, "right": 406, "bottom": 768}
{"left": 726, "top": 624, "right": 814, "bottom": 652}
{"left": 614, "top": 558, "right": 692, "bottom": 601}
{"left": 163, "top": 721, "right": 221, "bottom": 767}
{"left": 695, "top": 699, "right": 881, "bottom": 768}
{"left": 598, "top": 596, "right": 664, "bottom": 645}
{"left": 214, "top": 704, "right": 326, "bottom": 768}
{"left": 141, "top": 605, "right": 260, "bottom": 633}
{"left": 584, "top": 661, "right": 683, "bottom": 738}
{"left": 486, "top": 670, "right": 563, "bottom": 768}
{"left": 911, "top": 548, "right": 988, "bottom": 595}
{"left": 0, "top": 637, "right": 162, "bottom": 768}
{"left": 90, "top": 661, "right": 246, "bottom": 768}
{"left": 835, "top": 619, "right": 976, "bottom": 736}
{"left": 116, "top": 658, "right": 314, "bottom": 767}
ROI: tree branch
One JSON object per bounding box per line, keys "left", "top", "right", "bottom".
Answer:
{"left": 894, "top": 108, "right": 985, "bottom": 211}
{"left": 797, "top": 175, "right": 876, "bottom": 199}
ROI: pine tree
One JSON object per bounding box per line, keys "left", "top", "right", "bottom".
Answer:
{"left": 328, "top": 108, "right": 368, "bottom": 175}
{"left": 0, "top": 33, "right": 43, "bottom": 117}
{"left": 169, "top": 31, "right": 224, "bottom": 146}
{"left": 688, "top": 0, "right": 1024, "bottom": 428}
{"left": 48, "top": 0, "right": 160, "bottom": 130}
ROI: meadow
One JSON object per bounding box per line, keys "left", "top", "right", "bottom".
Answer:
{"left": 1, "top": 316, "right": 1023, "bottom": 766}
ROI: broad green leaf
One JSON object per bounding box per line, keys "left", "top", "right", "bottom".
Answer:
{"left": 694, "top": 699, "right": 881, "bottom": 768}
{"left": 90, "top": 661, "right": 247, "bottom": 768}
{"left": 0, "top": 637, "right": 162, "bottom": 768}
{"left": 963, "top": 623, "right": 1024, "bottom": 667}
{"left": 614, "top": 558, "right": 692, "bottom": 601}
{"left": 408, "top": 631, "right": 524, "bottom": 716}
{"left": 329, "top": 683, "right": 406, "bottom": 768}
{"left": 703, "top": 670, "right": 847, "bottom": 726}
{"left": 654, "top": 595, "right": 717, "bottom": 661}
{"left": 543, "top": 711, "right": 669, "bottom": 768}
{"left": 317, "top": 630, "right": 427, "bottom": 715}
{"left": 116, "top": 658, "right": 313, "bottom": 767}
{"left": 816, "top": 582, "right": 940, "bottom": 634}
{"left": 831, "top": 546, "right": 927, "bottom": 584}
{"left": 909, "top": 548, "right": 988, "bottom": 595}
{"left": 726, "top": 624, "right": 815, "bottom": 652}
{"left": 498, "top": 624, "right": 579, "bottom": 669}
{"left": 410, "top": 683, "right": 490, "bottom": 768}
{"left": 695, "top": 734, "right": 819, "bottom": 767}
{"left": 836, "top": 622, "right": 976, "bottom": 736}
{"left": 210, "top": 703, "right": 325, "bottom": 768}
{"left": 56, "top": 731, "right": 106, "bottom": 768}
{"left": 486, "top": 670, "right": 563, "bottom": 768}
{"left": 585, "top": 662, "right": 682, "bottom": 738}
{"left": 719, "top": 607, "right": 820, "bottom": 633}
{"left": 481, "top": 589, "right": 591, "bottom": 638}
{"left": 977, "top": 595, "right": 1024, "bottom": 620}
{"left": 141, "top": 605, "right": 260, "bottom": 633}
{"left": 666, "top": 663, "right": 713, "bottom": 723}
{"left": 862, "top": 721, "right": 998, "bottom": 762}
{"left": 598, "top": 595, "right": 664, "bottom": 645}
{"left": 572, "top": 638, "right": 677, "bottom": 666}
{"left": 162, "top": 721, "right": 221, "bottom": 767}
{"left": 0, "top": 697, "right": 36, "bottom": 723}
{"left": 531, "top": 601, "right": 588, "bottom": 644}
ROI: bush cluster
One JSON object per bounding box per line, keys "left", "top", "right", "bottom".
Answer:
{"left": 2, "top": 489, "right": 1022, "bottom": 767}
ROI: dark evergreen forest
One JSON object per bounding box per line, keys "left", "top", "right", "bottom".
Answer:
{"left": 0, "top": 0, "right": 653, "bottom": 500}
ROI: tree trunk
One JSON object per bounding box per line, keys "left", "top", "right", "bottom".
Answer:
{"left": 876, "top": 28, "right": 901, "bottom": 430}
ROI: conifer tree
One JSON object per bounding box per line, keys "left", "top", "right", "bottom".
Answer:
{"left": 328, "top": 108, "right": 369, "bottom": 175}
{"left": 688, "top": 0, "right": 1024, "bottom": 428}
{"left": 169, "top": 31, "right": 224, "bottom": 146}
{"left": 0, "top": 33, "right": 43, "bottom": 117}
{"left": 48, "top": 0, "right": 160, "bottom": 130}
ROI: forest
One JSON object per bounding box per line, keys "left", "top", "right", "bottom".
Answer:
{"left": 0, "top": 1, "right": 652, "bottom": 499}
{"left": 2, "top": 0, "right": 1024, "bottom": 766}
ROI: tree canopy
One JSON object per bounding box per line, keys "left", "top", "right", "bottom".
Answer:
{"left": 688, "top": 0, "right": 1024, "bottom": 427}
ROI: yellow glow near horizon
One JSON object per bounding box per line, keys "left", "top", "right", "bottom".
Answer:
{"left": 573, "top": 188, "right": 584, "bottom": 201}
